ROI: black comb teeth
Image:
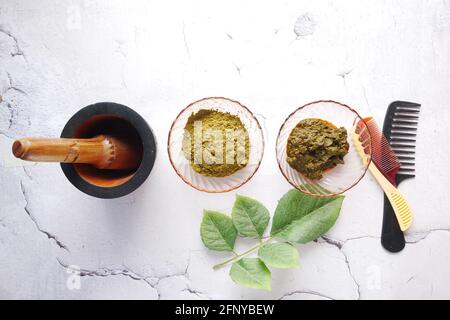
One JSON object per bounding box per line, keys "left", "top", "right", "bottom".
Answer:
{"left": 390, "top": 137, "right": 416, "bottom": 143}
{"left": 383, "top": 101, "right": 421, "bottom": 178}
{"left": 397, "top": 155, "right": 415, "bottom": 161}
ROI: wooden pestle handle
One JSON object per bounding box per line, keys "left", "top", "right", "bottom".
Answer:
{"left": 12, "top": 135, "right": 141, "bottom": 170}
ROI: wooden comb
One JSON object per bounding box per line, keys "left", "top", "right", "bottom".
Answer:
{"left": 353, "top": 118, "right": 413, "bottom": 231}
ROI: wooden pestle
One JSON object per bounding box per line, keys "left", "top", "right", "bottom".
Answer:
{"left": 12, "top": 135, "right": 141, "bottom": 170}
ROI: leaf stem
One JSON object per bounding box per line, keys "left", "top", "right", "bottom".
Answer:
{"left": 213, "top": 237, "right": 274, "bottom": 270}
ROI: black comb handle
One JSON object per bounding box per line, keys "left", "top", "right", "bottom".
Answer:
{"left": 381, "top": 192, "right": 405, "bottom": 252}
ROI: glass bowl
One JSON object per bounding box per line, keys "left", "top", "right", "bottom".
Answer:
{"left": 276, "top": 100, "right": 371, "bottom": 197}
{"left": 168, "top": 97, "right": 264, "bottom": 193}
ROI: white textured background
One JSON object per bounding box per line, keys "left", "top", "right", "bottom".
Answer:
{"left": 1, "top": 0, "right": 450, "bottom": 300}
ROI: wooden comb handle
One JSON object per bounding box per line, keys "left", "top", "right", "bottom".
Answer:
{"left": 368, "top": 162, "right": 413, "bottom": 231}
{"left": 12, "top": 135, "right": 141, "bottom": 170}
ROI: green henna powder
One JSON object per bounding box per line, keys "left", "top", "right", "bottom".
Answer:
{"left": 182, "top": 109, "right": 250, "bottom": 177}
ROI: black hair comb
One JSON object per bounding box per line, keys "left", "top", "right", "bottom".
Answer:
{"left": 381, "top": 101, "right": 421, "bottom": 252}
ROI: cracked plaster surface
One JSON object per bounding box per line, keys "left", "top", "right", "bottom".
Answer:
{"left": 0, "top": 0, "right": 450, "bottom": 299}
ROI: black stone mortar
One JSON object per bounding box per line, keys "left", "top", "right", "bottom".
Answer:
{"left": 60, "top": 102, "right": 156, "bottom": 199}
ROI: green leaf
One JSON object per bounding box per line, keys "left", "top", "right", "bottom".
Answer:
{"left": 271, "top": 189, "right": 342, "bottom": 235}
{"left": 229, "top": 258, "right": 271, "bottom": 290}
{"left": 200, "top": 210, "right": 237, "bottom": 252}
{"left": 258, "top": 242, "right": 299, "bottom": 269}
{"left": 275, "top": 196, "right": 344, "bottom": 243}
{"left": 231, "top": 195, "right": 270, "bottom": 238}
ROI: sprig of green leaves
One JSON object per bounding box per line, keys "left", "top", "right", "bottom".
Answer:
{"left": 200, "top": 189, "right": 344, "bottom": 290}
